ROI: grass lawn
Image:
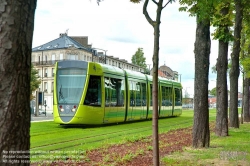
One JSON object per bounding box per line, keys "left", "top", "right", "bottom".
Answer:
{"left": 30, "top": 109, "right": 250, "bottom": 165}
{"left": 162, "top": 110, "right": 250, "bottom": 165}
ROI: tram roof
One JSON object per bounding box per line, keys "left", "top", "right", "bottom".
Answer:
{"left": 100, "top": 63, "right": 125, "bottom": 76}
{"left": 89, "top": 62, "right": 182, "bottom": 88}
{"left": 124, "top": 69, "right": 147, "bottom": 80}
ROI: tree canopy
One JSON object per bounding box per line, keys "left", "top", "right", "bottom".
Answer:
{"left": 209, "top": 87, "right": 217, "bottom": 96}
{"left": 131, "top": 48, "right": 147, "bottom": 71}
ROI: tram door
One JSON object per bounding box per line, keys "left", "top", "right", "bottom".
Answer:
{"left": 160, "top": 86, "right": 173, "bottom": 117}
{"left": 103, "top": 77, "right": 125, "bottom": 123}
{"left": 127, "top": 81, "right": 147, "bottom": 121}
{"left": 148, "top": 84, "right": 153, "bottom": 119}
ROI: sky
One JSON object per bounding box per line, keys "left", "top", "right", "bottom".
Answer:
{"left": 32, "top": 0, "right": 233, "bottom": 97}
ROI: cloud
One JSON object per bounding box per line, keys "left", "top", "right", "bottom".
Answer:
{"left": 32, "top": 0, "right": 222, "bottom": 96}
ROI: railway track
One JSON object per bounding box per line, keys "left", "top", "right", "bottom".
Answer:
{"left": 30, "top": 113, "right": 216, "bottom": 162}
{"left": 30, "top": 118, "right": 194, "bottom": 152}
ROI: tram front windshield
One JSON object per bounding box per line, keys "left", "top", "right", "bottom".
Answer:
{"left": 56, "top": 68, "right": 86, "bottom": 104}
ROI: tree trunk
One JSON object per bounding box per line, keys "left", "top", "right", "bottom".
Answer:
{"left": 240, "top": 73, "right": 244, "bottom": 124}
{"left": 243, "top": 78, "right": 250, "bottom": 122}
{"left": 193, "top": 17, "right": 210, "bottom": 148}
{"left": 215, "top": 4, "right": 229, "bottom": 137}
{"left": 0, "top": 1, "right": 37, "bottom": 165}
{"left": 215, "top": 40, "right": 229, "bottom": 136}
{"left": 152, "top": 28, "right": 159, "bottom": 165}
{"left": 229, "top": 0, "right": 243, "bottom": 128}
{"left": 143, "top": 0, "right": 164, "bottom": 165}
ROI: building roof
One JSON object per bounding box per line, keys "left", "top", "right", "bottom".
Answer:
{"left": 158, "top": 70, "right": 167, "bottom": 77}
{"left": 32, "top": 33, "right": 92, "bottom": 52}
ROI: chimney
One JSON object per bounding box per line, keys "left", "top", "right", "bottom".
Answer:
{"left": 59, "top": 33, "right": 67, "bottom": 37}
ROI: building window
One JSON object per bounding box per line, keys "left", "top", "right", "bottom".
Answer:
{"left": 52, "top": 54, "right": 55, "bottom": 64}
{"left": 60, "top": 53, "right": 63, "bottom": 60}
{"left": 38, "top": 69, "right": 41, "bottom": 77}
{"left": 51, "top": 82, "right": 54, "bottom": 92}
{"left": 67, "top": 54, "right": 78, "bottom": 60}
{"left": 84, "top": 55, "right": 86, "bottom": 61}
{"left": 52, "top": 68, "right": 54, "bottom": 77}
{"left": 44, "top": 68, "right": 48, "bottom": 77}
{"left": 44, "top": 82, "right": 48, "bottom": 92}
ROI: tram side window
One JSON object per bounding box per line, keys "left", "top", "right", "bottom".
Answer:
{"left": 105, "top": 77, "right": 110, "bottom": 105}
{"left": 167, "top": 87, "right": 172, "bottom": 105}
{"left": 105, "top": 77, "right": 124, "bottom": 107}
{"left": 130, "top": 81, "right": 144, "bottom": 106}
{"left": 162, "top": 86, "right": 166, "bottom": 106}
{"left": 141, "top": 83, "right": 147, "bottom": 106}
{"left": 129, "top": 81, "right": 135, "bottom": 106}
{"left": 162, "top": 86, "right": 172, "bottom": 106}
{"left": 150, "top": 84, "right": 153, "bottom": 106}
{"left": 84, "top": 76, "right": 101, "bottom": 106}
{"left": 149, "top": 84, "right": 159, "bottom": 106}
{"left": 174, "top": 88, "right": 182, "bottom": 106}
{"left": 135, "top": 82, "right": 141, "bottom": 106}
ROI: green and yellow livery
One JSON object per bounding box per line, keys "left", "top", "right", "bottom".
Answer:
{"left": 53, "top": 60, "right": 182, "bottom": 125}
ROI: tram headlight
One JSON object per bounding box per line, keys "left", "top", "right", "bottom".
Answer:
{"left": 59, "top": 105, "right": 64, "bottom": 112}
{"left": 71, "top": 105, "right": 77, "bottom": 112}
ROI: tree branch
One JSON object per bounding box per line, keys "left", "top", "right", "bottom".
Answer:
{"left": 143, "top": 0, "right": 156, "bottom": 27}
{"left": 152, "top": 0, "right": 158, "bottom": 5}
{"left": 163, "top": 0, "right": 173, "bottom": 9}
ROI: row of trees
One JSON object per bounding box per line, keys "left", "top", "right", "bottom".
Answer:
{"left": 130, "top": 0, "right": 250, "bottom": 153}
{"left": 179, "top": 0, "right": 250, "bottom": 141}
{"left": 132, "top": 0, "right": 250, "bottom": 164}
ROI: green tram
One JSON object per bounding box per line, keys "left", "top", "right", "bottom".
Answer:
{"left": 53, "top": 60, "right": 182, "bottom": 125}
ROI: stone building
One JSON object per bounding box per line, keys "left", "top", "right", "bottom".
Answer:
{"left": 31, "top": 33, "right": 145, "bottom": 111}
{"left": 150, "top": 64, "right": 179, "bottom": 81}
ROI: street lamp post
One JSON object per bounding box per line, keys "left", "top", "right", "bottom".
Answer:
{"left": 92, "top": 48, "right": 107, "bottom": 64}
{"left": 146, "top": 64, "right": 151, "bottom": 75}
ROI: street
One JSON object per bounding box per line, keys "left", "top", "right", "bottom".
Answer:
{"left": 31, "top": 112, "right": 54, "bottom": 122}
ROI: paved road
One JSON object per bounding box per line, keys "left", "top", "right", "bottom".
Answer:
{"left": 31, "top": 112, "right": 54, "bottom": 122}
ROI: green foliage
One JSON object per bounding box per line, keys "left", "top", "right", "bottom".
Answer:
{"left": 209, "top": 87, "right": 216, "bottom": 96}
{"left": 239, "top": 2, "right": 250, "bottom": 77}
{"left": 241, "top": 57, "right": 250, "bottom": 77}
{"left": 131, "top": 48, "right": 147, "bottom": 70}
{"left": 179, "top": 0, "right": 219, "bottom": 20}
{"left": 130, "top": 0, "right": 142, "bottom": 3}
{"left": 211, "top": 65, "right": 217, "bottom": 73}
{"left": 30, "top": 64, "right": 41, "bottom": 100}
{"left": 211, "top": 1, "right": 234, "bottom": 42}
{"left": 180, "top": 0, "right": 234, "bottom": 42}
